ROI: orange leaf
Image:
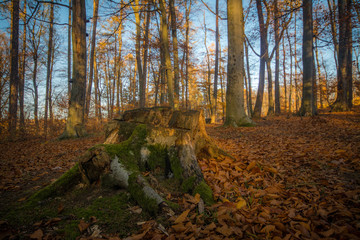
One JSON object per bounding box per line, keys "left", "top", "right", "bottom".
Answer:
{"left": 246, "top": 161, "right": 256, "bottom": 171}
{"left": 78, "top": 220, "right": 90, "bottom": 233}
{"left": 30, "top": 229, "right": 43, "bottom": 240}
{"left": 320, "top": 229, "right": 334, "bottom": 237}
{"left": 216, "top": 225, "right": 233, "bottom": 237}
{"left": 174, "top": 209, "right": 190, "bottom": 224}
{"left": 172, "top": 223, "right": 187, "bottom": 232}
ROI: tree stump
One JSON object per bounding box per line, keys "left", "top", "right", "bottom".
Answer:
{"left": 78, "top": 108, "right": 225, "bottom": 214}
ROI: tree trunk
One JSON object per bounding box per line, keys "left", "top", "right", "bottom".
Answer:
{"left": 61, "top": 0, "right": 87, "bottom": 139}
{"left": 245, "top": 41, "right": 252, "bottom": 116}
{"left": 225, "top": 0, "right": 252, "bottom": 127}
{"left": 282, "top": 36, "right": 287, "bottom": 112}
{"left": 19, "top": 0, "right": 26, "bottom": 134}
{"left": 286, "top": 28, "right": 293, "bottom": 114}
{"left": 266, "top": 58, "right": 274, "bottom": 115}
{"left": 212, "top": 0, "right": 219, "bottom": 122}
{"left": 332, "top": 0, "right": 352, "bottom": 111}
{"left": 159, "top": 0, "right": 175, "bottom": 108}
{"left": 274, "top": 0, "right": 280, "bottom": 115}
{"left": 8, "top": 0, "right": 20, "bottom": 138}
{"left": 299, "top": 0, "right": 315, "bottom": 116}
{"left": 45, "top": 0, "right": 54, "bottom": 139}
{"left": 85, "top": 0, "right": 99, "bottom": 119}
{"left": 68, "top": 0, "right": 72, "bottom": 100}
{"left": 170, "top": 0, "right": 180, "bottom": 103}
{"left": 253, "top": 0, "right": 267, "bottom": 118}
{"left": 185, "top": 0, "right": 192, "bottom": 109}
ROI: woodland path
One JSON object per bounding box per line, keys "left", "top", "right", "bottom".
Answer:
{"left": 0, "top": 110, "right": 359, "bottom": 239}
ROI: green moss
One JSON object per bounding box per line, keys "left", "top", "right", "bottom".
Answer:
{"left": 146, "top": 144, "right": 167, "bottom": 171}
{"left": 57, "top": 220, "right": 80, "bottom": 240}
{"left": 164, "top": 200, "right": 180, "bottom": 210}
{"left": 128, "top": 173, "right": 158, "bottom": 215}
{"left": 26, "top": 163, "right": 81, "bottom": 206}
{"left": 181, "top": 176, "right": 197, "bottom": 193}
{"left": 194, "top": 180, "right": 215, "bottom": 205}
{"left": 169, "top": 148, "right": 183, "bottom": 181}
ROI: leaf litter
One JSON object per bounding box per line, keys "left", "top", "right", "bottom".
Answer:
{"left": 1, "top": 111, "right": 360, "bottom": 239}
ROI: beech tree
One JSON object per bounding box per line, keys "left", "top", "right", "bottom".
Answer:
{"left": 8, "top": 0, "right": 20, "bottom": 138}
{"left": 224, "top": 0, "right": 252, "bottom": 127}
{"left": 299, "top": 0, "right": 316, "bottom": 116}
{"left": 61, "top": 0, "right": 87, "bottom": 138}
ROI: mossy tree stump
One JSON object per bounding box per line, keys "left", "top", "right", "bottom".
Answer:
{"left": 30, "top": 108, "right": 224, "bottom": 216}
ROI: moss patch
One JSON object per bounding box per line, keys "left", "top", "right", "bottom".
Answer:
{"left": 181, "top": 176, "right": 197, "bottom": 193}
{"left": 128, "top": 173, "right": 159, "bottom": 215}
{"left": 194, "top": 180, "right": 215, "bottom": 205}
{"left": 26, "top": 163, "right": 81, "bottom": 206}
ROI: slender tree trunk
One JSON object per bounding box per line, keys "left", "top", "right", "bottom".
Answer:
{"left": 8, "top": 0, "right": 20, "bottom": 137}
{"left": 68, "top": 0, "right": 72, "bottom": 99}
{"left": 266, "top": 58, "right": 274, "bottom": 115}
{"left": 346, "top": 0, "right": 353, "bottom": 108}
{"left": 19, "top": 0, "right": 26, "bottom": 133}
{"left": 274, "top": 0, "right": 280, "bottom": 115}
{"left": 286, "top": 28, "right": 293, "bottom": 113}
{"left": 224, "top": 0, "right": 252, "bottom": 127}
{"left": 327, "top": 0, "right": 339, "bottom": 71}
{"left": 170, "top": 0, "right": 180, "bottom": 103}
{"left": 282, "top": 36, "right": 287, "bottom": 112}
{"left": 204, "top": 12, "right": 213, "bottom": 121}
{"left": 299, "top": 0, "right": 315, "bottom": 116}
{"left": 294, "top": 12, "right": 299, "bottom": 112}
{"left": 253, "top": 0, "right": 267, "bottom": 118}
{"left": 185, "top": 0, "right": 191, "bottom": 109}
{"left": 212, "top": 0, "right": 219, "bottom": 122}
{"left": 244, "top": 40, "right": 252, "bottom": 116}
{"left": 141, "top": 2, "right": 151, "bottom": 108}
{"left": 32, "top": 55, "right": 39, "bottom": 133}
{"left": 116, "top": 13, "right": 123, "bottom": 115}
{"left": 61, "top": 0, "right": 87, "bottom": 139}
{"left": 85, "top": 0, "right": 99, "bottom": 119}
{"left": 159, "top": 0, "right": 175, "bottom": 108}
{"left": 44, "top": 0, "right": 54, "bottom": 138}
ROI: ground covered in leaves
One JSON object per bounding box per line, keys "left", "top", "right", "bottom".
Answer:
{"left": 1, "top": 110, "right": 360, "bottom": 239}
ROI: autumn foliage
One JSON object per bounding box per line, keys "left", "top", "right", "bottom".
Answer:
{"left": 0, "top": 109, "right": 359, "bottom": 239}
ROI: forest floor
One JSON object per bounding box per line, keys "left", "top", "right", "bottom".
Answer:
{"left": 0, "top": 109, "right": 359, "bottom": 239}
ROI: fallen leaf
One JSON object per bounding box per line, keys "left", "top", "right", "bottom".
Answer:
{"left": 236, "top": 197, "right": 246, "bottom": 209}
{"left": 261, "top": 225, "right": 275, "bottom": 234}
{"left": 174, "top": 209, "right": 190, "bottom": 224}
{"left": 246, "top": 161, "right": 257, "bottom": 171}
{"left": 172, "top": 223, "right": 187, "bottom": 232}
{"left": 78, "top": 220, "right": 90, "bottom": 233}
{"left": 216, "top": 225, "right": 233, "bottom": 237}
{"left": 320, "top": 229, "right": 334, "bottom": 237}
{"left": 30, "top": 229, "right": 43, "bottom": 240}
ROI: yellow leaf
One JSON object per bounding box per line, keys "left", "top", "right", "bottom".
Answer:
{"left": 172, "top": 223, "right": 187, "bottom": 232}
{"left": 174, "top": 209, "right": 190, "bottom": 224}
{"left": 246, "top": 161, "right": 256, "bottom": 171}
{"left": 194, "top": 193, "right": 201, "bottom": 204}
{"left": 236, "top": 198, "right": 246, "bottom": 209}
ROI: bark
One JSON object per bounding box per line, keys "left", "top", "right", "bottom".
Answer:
{"left": 45, "top": 0, "right": 54, "bottom": 138}
{"left": 332, "top": 0, "right": 352, "bottom": 111}
{"left": 68, "top": 0, "right": 72, "bottom": 99}
{"left": 203, "top": 13, "right": 213, "bottom": 122}
{"left": 61, "top": 0, "right": 87, "bottom": 139}
{"left": 253, "top": 0, "right": 267, "bottom": 118}
{"left": 159, "top": 0, "right": 175, "bottom": 108}
{"left": 85, "top": 0, "right": 99, "bottom": 119}
{"left": 327, "top": 0, "right": 339, "bottom": 71}
{"left": 19, "top": 0, "right": 26, "bottom": 133}
{"left": 9, "top": 0, "right": 20, "bottom": 137}
{"left": 286, "top": 28, "right": 293, "bottom": 113}
{"left": 184, "top": 0, "right": 191, "bottom": 109}
{"left": 299, "top": 0, "right": 315, "bottom": 116}
{"left": 266, "top": 59, "right": 274, "bottom": 115}
{"left": 142, "top": 3, "right": 151, "bottom": 108}
{"left": 274, "top": 0, "right": 280, "bottom": 115}
{"left": 225, "top": 0, "right": 252, "bottom": 127}
{"left": 169, "top": 0, "right": 180, "bottom": 103}
{"left": 245, "top": 41, "right": 252, "bottom": 116}
{"left": 213, "top": 0, "right": 219, "bottom": 122}
{"left": 282, "top": 36, "right": 287, "bottom": 112}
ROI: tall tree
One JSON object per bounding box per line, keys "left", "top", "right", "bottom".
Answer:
{"left": 61, "top": 0, "right": 87, "bottom": 138}
{"left": 8, "top": 0, "right": 20, "bottom": 137}
{"left": 224, "top": 0, "right": 252, "bottom": 127}
{"left": 85, "top": 0, "right": 99, "bottom": 118}
{"left": 68, "top": 0, "right": 72, "bottom": 99}
{"left": 212, "top": 0, "right": 219, "bottom": 122}
{"left": 332, "top": 0, "right": 352, "bottom": 111}
{"left": 299, "top": 0, "right": 315, "bottom": 116}
{"left": 274, "top": 0, "right": 280, "bottom": 115}
{"left": 169, "top": 0, "right": 180, "bottom": 103}
{"left": 253, "top": 0, "right": 267, "bottom": 118}
{"left": 159, "top": 0, "right": 175, "bottom": 108}
{"left": 19, "top": 0, "right": 26, "bottom": 133}
{"left": 44, "top": 0, "right": 54, "bottom": 138}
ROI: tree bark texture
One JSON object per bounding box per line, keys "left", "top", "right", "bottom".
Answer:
{"left": 61, "top": 0, "right": 87, "bottom": 138}
{"left": 225, "top": 0, "right": 252, "bottom": 127}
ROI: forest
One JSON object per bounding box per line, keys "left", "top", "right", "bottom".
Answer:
{"left": 0, "top": 0, "right": 359, "bottom": 239}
